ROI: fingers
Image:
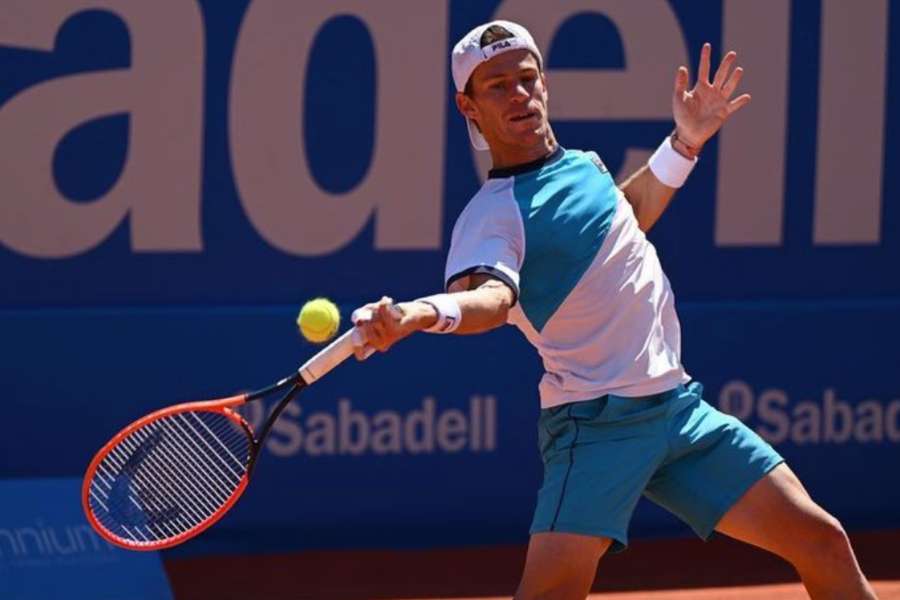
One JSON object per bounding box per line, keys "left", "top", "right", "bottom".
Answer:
{"left": 673, "top": 65, "right": 689, "bottom": 98}
{"left": 722, "top": 66, "right": 744, "bottom": 98}
{"left": 352, "top": 297, "right": 391, "bottom": 325}
{"left": 697, "top": 42, "right": 711, "bottom": 85}
{"left": 353, "top": 320, "right": 387, "bottom": 357}
{"left": 370, "top": 317, "right": 388, "bottom": 342}
{"left": 713, "top": 50, "right": 737, "bottom": 89}
{"left": 699, "top": 44, "right": 746, "bottom": 96}
{"left": 353, "top": 340, "right": 371, "bottom": 361}
{"left": 727, "top": 93, "right": 752, "bottom": 115}
{"left": 351, "top": 302, "right": 376, "bottom": 325}
{"left": 376, "top": 300, "right": 395, "bottom": 322}
{"left": 372, "top": 302, "right": 396, "bottom": 344}
{"left": 352, "top": 296, "right": 404, "bottom": 357}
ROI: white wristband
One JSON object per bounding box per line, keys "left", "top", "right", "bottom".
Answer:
{"left": 416, "top": 294, "right": 461, "bottom": 334}
{"left": 648, "top": 135, "right": 698, "bottom": 188}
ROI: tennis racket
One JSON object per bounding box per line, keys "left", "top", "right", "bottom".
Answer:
{"left": 82, "top": 326, "right": 371, "bottom": 551}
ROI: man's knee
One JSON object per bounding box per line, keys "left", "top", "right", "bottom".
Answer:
{"left": 813, "top": 513, "right": 852, "bottom": 559}
{"left": 791, "top": 511, "right": 853, "bottom": 567}
{"left": 515, "top": 533, "right": 611, "bottom": 600}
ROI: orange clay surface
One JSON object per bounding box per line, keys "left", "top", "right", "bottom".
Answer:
{"left": 165, "top": 530, "right": 900, "bottom": 599}
{"left": 412, "top": 582, "right": 900, "bottom": 600}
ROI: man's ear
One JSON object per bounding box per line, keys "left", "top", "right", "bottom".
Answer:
{"left": 455, "top": 92, "right": 479, "bottom": 121}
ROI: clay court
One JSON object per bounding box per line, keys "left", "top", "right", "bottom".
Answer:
{"left": 165, "top": 530, "right": 900, "bottom": 598}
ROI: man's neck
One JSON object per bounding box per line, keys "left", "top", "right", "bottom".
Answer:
{"left": 488, "top": 132, "right": 558, "bottom": 171}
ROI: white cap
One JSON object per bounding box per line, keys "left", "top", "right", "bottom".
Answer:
{"left": 451, "top": 20, "right": 543, "bottom": 151}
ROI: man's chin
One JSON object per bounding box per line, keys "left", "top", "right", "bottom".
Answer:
{"left": 507, "top": 128, "right": 548, "bottom": 148}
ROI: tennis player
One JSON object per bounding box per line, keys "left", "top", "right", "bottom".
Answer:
{"left": 354, "top": 21, "right": 876, "bottom": 600}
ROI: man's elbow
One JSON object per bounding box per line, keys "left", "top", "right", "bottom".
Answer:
{"left": 487, "top": 285, "right": 514, "bottom": 329}
{"left": 470, "top": 282, "right": 512, "bottom": 331}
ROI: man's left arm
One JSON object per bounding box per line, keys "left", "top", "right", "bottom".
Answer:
{"left": 620, "top": 43, "right": 752, "bottom": 232}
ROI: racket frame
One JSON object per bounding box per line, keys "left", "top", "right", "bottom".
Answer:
{"left": 82, "top": 327, "right": 363, "bottom": 551}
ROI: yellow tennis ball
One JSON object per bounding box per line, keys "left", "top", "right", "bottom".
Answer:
{"left": 297, "top": 298, "right": 340, "bottom": 343}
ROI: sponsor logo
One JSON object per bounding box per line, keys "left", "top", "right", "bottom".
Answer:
{"left": 718, "top": 380, "right": 900, "bottom": 445}
{"left": 439, "top": 315, "right": 457, "bottom": 332}
{"left": 0, "top": 521, "right": 117, "bottom": 566}
{"left": 0, "top": 5, "right": 889, "bottom": 260}
{"left": 589, "top": 153, "right": 609, "bottom": 174}
{"left": 239, "top": 395, "right": 497, "bottom": 457}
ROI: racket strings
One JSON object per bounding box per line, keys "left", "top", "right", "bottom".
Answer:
{"left": 88, "top": 410, "right": 251, "bottom": 544}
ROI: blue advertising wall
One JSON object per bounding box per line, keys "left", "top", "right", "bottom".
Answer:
{"left": 0, "top": 478, "right": 172, "bottom": 599}
{"left": 2, "top": 1, "right": 898, "bottom": 558}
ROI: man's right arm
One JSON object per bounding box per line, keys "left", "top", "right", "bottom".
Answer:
{"left": 442, "top": 273, "right": 514, "bottom": 334}
{"left": 352, "top": 274, "right": 514, "bottom": 358}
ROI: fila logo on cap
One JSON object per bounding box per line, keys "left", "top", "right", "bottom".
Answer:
{"left": 480, "top": 24, "right": 525, "bottom": 59}
{"left": 483, "top": 36, "right": 527, "bottom": 59}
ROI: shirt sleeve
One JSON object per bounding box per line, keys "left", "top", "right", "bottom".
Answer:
{"left": 444, "top": 189, "right": 524, "bottom": 304}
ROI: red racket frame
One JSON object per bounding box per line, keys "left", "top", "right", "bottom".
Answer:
{"left": 81, "top": 394, "right": 263, "bottom": 550}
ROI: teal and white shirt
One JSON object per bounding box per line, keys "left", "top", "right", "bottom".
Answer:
{"left": 445, "top": 146, "right": 689, "bottom": 409}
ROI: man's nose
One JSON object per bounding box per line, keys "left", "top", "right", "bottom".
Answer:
{"left": 510, "top": 83, "right": 529, "bottom": 102}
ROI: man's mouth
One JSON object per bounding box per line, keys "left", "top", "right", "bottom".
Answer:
{"left": 509, "top": 111, "right": 538, "bottom": 123}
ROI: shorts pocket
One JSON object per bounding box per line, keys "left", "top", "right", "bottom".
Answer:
{"left": 538, "top": 398, "right": 608, "bottom": 460}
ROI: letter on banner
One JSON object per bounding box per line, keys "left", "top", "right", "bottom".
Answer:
{"left": 0, "top": 1, "right": 204, "bottom": 258}
{"left": 474, "top": 1, "right": 688, "bottom": 181}
{"left": 717, "top": 0, "right": 790, "bottom": 246}
{"left": 814, "top": 0, "right": 887, "bottom": 245}
{"left": 231, "top": 3, "right": 446, "bottom": 255}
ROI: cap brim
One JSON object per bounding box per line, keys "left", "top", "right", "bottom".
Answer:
{"left": 467, "top": 119, "right": 490, "bottom": 151}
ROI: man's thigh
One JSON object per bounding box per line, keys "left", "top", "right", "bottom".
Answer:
{"left": 644, "top": 388, "right": 784, "bottom": 540}
{"left": 714, "top": 463, "right": 839, "bottom": 556}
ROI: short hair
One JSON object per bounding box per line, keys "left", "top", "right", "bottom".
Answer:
{"left": 479, "top": 24, "right": 515, "bottom": 48}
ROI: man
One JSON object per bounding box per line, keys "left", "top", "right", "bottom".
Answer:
{"left": 353, "top": 20, "right": 876, "bottom": 600}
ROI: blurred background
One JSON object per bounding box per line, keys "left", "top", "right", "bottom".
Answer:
{"left": 1, "top": 1, "right": 897, "bottom": 598}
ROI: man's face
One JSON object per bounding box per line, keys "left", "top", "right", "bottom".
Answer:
{"left": 457, "top": 50, "right": 550, "bottom": 150}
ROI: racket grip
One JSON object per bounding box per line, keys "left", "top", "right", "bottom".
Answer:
{"left": 298, "top": 327, "right": 373, "bottom": 384}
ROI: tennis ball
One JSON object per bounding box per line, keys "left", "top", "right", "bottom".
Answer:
{"left": 297, "top": 298, "right": 340, "bottom": 343}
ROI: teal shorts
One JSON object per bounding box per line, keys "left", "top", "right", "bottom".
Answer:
{"left": 530, "top": 381, "right": 783, "bottom": 552}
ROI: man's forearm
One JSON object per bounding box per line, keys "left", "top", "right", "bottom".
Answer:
{"left": 451, "top": 279, "right": 513, "bottom": 334}
{"left": 618, "top": 164, "right": 678, "bottom": 232}
{"left": 402, "top": 279, "right": 513, "bottom": 336}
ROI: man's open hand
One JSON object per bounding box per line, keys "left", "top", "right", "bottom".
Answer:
{"left": 672, "top": 43, "right": 751, "bottom": 156}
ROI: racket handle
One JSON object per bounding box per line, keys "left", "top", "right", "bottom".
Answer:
{"left": 298, "top": 327, "right": 373, "bottom": 384}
